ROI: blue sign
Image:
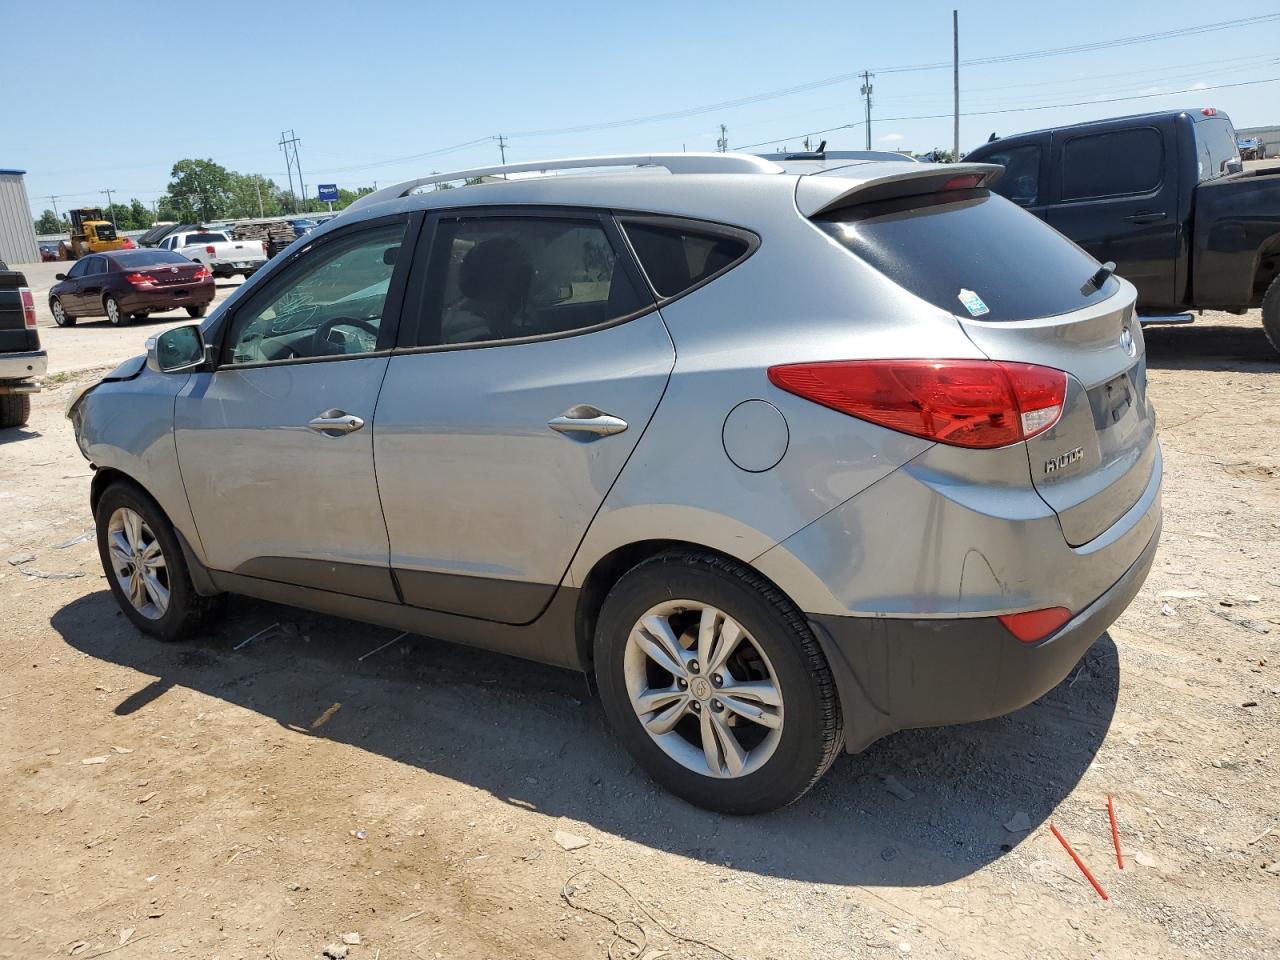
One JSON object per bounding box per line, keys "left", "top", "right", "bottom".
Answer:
{"left": 317, "top": 183, "right": 339, "bottom": 202}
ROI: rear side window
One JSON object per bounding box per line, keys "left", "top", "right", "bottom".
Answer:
{"left": 1060, "top": 128, "right": 1163, "bottom": 200}
{"left": 621, "top": 220, "right": 753, "bottom": 299}
{"left": 818, "top": 190, "right": 1118, "bottom": 322}
{"left": 1194, "top": 116, "right": 1241, "bottom": 180}
{"left": 982, "top": 144, "right": 1041, "bottom": 205}
{"left": 417, "top": 217, "right": 650, "bottom": 348}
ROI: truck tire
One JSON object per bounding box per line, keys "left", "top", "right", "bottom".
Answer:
{"left": 0, "top": 394, "right": 31, "bottom": 429}
{"left": 1263, "top": 275, "right": 1280, "bottom": 356}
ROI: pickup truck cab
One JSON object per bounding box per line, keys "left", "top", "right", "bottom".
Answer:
{"left": 966, "top": 108, "right": 1280, "bottom": 352}
{"left": 0, "top": 266, "right": 45, "bottom": 428}
{"left": 159, "top": 229, "right": 267, "bottom": 279}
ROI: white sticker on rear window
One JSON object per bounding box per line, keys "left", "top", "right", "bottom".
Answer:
{"left": 958, "top": 288, "right": 989, "bottom": 317}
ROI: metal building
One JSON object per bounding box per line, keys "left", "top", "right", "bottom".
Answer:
{"left": 0, "top": 169, "right": 40, "bottom": 265}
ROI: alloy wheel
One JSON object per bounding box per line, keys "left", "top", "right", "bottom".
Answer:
{"left": 51, "top": 299, "right": 66, "bottom": 326}
{"left": 106, "top": 297, "right": 121, "bottom": 325}
{"left": 624, "top": 600, "right": 783, "bottom": 779}
{"left": 106, "top": 507, "right": 169, "bottom": 620}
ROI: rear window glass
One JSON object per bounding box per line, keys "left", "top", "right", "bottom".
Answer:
{"left": 185, "top": 232, "right": 226, "bottom": 244}
{"left": 818, "top": 190, "right": 1118, "bottom": 322}
{"left": 112, "top": 250, "right": 189, "bottom": 266}
{"left": 1194, "top": 116, "right": 1241, "bottom": 180}
{"left": 1060, "top": 128, "right": 1163, "bottom": 200}
{"left": 621, "top": 221, "right": 752, "bottom": 299}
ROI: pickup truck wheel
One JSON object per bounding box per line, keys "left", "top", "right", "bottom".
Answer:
{"left": 1263, "top": 274, "right": 1280, "bottom": 356}
{"left": 185, "top": 305, "right": 207, "bottom": 319}
{"left": 104, "top": 296, "right": 127, "bottom": 326}
{"left": 95, "top": 481, "right": 225, "bottom": 642}
{"left": 0, "top": 394, "right": 31, "bottom": 429}
{"left": 50, "top": 297, "right": 76, "bottom": 327}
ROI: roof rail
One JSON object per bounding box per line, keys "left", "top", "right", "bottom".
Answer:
{"left": 343, "top": 152, "right": 784, "bottom": 214}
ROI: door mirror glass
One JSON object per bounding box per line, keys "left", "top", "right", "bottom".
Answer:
{"left": 148, "top": 325, "right": 208, "bottom": 373}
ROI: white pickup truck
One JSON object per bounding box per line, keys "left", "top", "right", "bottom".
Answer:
{"left": 159, "top": 229, "right": 268, "bottom": 279}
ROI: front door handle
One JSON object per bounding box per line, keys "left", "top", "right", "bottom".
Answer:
{"left": 308, "top": 409, "right": 365, "bottom": 436}
{"left": 548, "top": 404, "right": 628, "bottom": 440}
{"left": 1123, "top": 210, "right": 1167, "bottom": 224}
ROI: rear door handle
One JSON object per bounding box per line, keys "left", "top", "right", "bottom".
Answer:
{"left": 548, "top": 405, "right": 628, "bottom": 440}
{"left": 1123, "top": 210, "right": 1167, "bottom": 224}
{"left": 308, "top": 409, "right": 365, "bottom": 436}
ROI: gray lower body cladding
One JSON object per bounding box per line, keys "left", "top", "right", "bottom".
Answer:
{"left": 812, "top": 520, "right": 1160, "bottom": 753}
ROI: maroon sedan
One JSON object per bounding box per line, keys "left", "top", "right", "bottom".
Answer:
{"left": 49, "top": 250, "right": 214, "bottom": 327}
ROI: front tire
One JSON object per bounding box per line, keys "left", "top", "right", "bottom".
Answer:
{"left": 95, "top": 482, "right": 223, "bottom": 642}
{"left": 104, "top": 295, "right": 127, "bottom": 326}
{"left": 51, "top": 297, "right": 76, "bottom": 327}
{"left": 1263, "top": 274, "right": 1280, "bottom": 355}
{"left": 594, "top": 551, "right": 843, "bottom": 814}
{"left": 0, "top": 394, "right": 31, "bottom": 429}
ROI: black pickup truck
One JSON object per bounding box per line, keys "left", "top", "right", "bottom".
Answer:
{"left": 966, "top": 108, "right": 1280, "bottom": 353}
{"left": 0, "top": 263, "right": 45, "bottom": 428}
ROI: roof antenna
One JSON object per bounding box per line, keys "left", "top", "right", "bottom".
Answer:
{"left": 816, "top": 140, "right": 827, "bottom": 154}
{"left": 987, "top": 132, "right": 998, "bottom": 142}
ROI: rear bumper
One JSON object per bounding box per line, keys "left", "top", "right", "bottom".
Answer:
{"left": 118, "top": 283, "right": 215, "bottom": 313}
{"left": 0, "top": 349, "right": 47, "bottom": 384}
{"left": 812, "top": 518, "right": 1159, "bottom": 752}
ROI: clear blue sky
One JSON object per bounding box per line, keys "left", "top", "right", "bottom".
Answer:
{"left": 5, "top": 1, "right": 1278, "bottom": 217}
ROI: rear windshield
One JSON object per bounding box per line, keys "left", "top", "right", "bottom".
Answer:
{"left": 111, "top": 250, "right": 190, "bottom": 267}
{"left": 817, "top": 190, "right": 1119, "bottom": 322}
{"left": 185, "top": 232, "right": 226, "bottom": 244}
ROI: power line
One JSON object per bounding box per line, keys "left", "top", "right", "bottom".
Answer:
{"left": 508, "top": 14, "right": 1279, "bottom": 140}
{"left": 733, "top": 75, "right": 1280, "bottom": 151}
{"left": 307, "top": 137, "right": 494, "bottom": 176}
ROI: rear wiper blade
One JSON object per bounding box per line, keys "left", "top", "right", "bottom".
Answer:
{"left": 1081, "top": 261, "right": 1116, "bottom": 294}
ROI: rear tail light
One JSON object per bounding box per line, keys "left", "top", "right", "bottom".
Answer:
{"left": 18, "top": 287, "right": 36, "bottom": 328}
{"left": 205, "top": 245, "right": 217, "bottom": 255}
{"left": 192, "top": 266, "right": 211, "bottom": 280}
{"left": 261, "top": 241, "right": 267, "bottom": 255}
{"left": 767, "top": 359, "right": 1067, "bottom": 449}
{"left": 998, "top": 607, "right": 1072, "bottom": 643}
{"left": 125, "top": 272, "right": 157, "bottom": 286}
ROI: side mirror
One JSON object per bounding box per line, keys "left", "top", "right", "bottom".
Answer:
{"left": 147, "top": 325, "right": 212, "bottom": 374}
{"left": 55, "top": 273, "right": 66, "bottom": 280}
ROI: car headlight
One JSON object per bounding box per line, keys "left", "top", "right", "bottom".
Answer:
{"left": 65, "top": 379, "right": 97, "bottom": 419}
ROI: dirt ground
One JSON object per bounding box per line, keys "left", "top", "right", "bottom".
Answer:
{"left": 0, "top": 310, "right": 1277, "bottom": 960}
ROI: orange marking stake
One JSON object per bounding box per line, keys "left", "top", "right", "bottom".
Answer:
{"left": 1107, "top": 795, "right": 1125, "bottom": 870}
{"left": 1050, "top": 823, "right": 1109, "bottom": 901}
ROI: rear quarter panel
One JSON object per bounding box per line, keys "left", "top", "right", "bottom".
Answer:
{"left": 1190, "top": 171, "right": 1280, "bottom": 308}
{"left": 567, "top": 207, "right": 983, "bottom": 588}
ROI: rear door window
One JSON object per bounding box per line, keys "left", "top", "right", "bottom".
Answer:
{"left": 415, "top": 215, "right": 650, "bottom": 347}
{"left": 817, "top": 190, "right": 1118, "bottom": 322}
{"left": 1195, "top": 116, "right": 1241, "bottom": 180}
{"left": 981, "top": 143, "right": 1041, "bottom": 205}
{"left": 1060, "top": 127, "right": 1163, "bottom": 200}
{"left": 620, "top": 219, "right": 754, "bottom": 299}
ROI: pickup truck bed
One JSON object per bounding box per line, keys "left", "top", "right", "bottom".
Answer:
{"left": 0, "top": 268, "right": 46, "bottom": 429}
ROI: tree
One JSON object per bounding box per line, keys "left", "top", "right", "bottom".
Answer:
{"left": 166, "top": 158, "right": 234, "bottom": 222}
{"left": 129, "top": 199, "right": 154, "bottom": 231}
{"left": 34, "top": 209, "right": 65, "bottom": 234}
{"left": 226, "top": 173, "right": 285, "bottom": 219}
{"left": 923, "top": 148, "right": 956, "bottom": 163}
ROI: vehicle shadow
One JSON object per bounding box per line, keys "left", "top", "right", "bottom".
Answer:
{"left": 1144, "top": 319, "right": 1279, "bottom": 372}
{"left": 51, "top": 590, "right": 1118, "bottom": 887}
{"left": 0, "top": 426, "right": 41, "bottom": 444}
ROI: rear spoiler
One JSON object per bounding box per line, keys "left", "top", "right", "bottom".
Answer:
{"left": 796, "top": 162, "right": 1004, "bottom": 218}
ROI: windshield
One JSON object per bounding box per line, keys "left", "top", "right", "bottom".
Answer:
{"left": 818, "top": 190, "right": 1119, "bottom": 322}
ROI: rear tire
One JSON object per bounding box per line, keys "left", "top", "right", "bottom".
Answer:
{"left": 95, "top": 481, "right": 224, "bottom": 642}
{"left": 104, "top": 295, "right": 127, "bottom": 326}
{"left": 594, "top": 550, "right": 843, "bottom": 814}
{"left": 0, "top": 394, "right": 31, "bottom": 429}
{"left": 1263, "top": 274, "right": 1280, "bottom": 356}
{"left": 51, "top": 297, "right": 76, "bottom": 327}
{"left": 186, "top": 305, "right": 207, "bottom": 318}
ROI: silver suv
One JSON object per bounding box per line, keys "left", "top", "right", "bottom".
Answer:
{"left": 70, "top": 153, "right": 1161, "bottom": 813}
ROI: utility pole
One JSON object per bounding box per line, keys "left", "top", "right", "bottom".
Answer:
{"left": 494, "top": 134, "right": 509, "bottom": 179}
{"left": 279, "top": 130, "right": 305, "bottom": 212}
{"left": 254, "top": 177, "right": 264, "bottom": 218}
{"left": 101, "top": 189, "right": 116, "bottom": 228}
{"left": 716, "top": 124, "right": 729, "bottom": 153}
{"left": 45, "top": 195, "right": 61, "bottom": 224}
{"left": 953, "top": 10, "right": 960, "bottom": 161}
{"left": 860, "top": 71, "right": 875, "bottom": 150}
